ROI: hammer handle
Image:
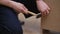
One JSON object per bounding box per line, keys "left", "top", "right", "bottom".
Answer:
{"left": 28, "top": 11, "right": 37, "bottom": 16}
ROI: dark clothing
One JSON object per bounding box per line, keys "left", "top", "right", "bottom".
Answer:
{"left": 13, "top": 0, "right": 39, "bottom": 13}
{"left": 21, "top": 0, "right": 39, "bottom": 18}
{"left": 13, "top": 0, "right": 39, "bottom": 18}
{"left": 0, "top": 5, "right": 23, "bottom": 34}
{"left": 0, "top": 0, "right": 39, "bottom": 34}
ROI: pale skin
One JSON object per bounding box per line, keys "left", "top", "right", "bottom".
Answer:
{"left": 0, "top": 0, "right": 50, "bottom": 16}
{"left": 36, "top": 0, "right": 50, "bottom": 16}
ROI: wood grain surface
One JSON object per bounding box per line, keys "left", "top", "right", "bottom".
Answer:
{"left": 42, "top": 0, "right": 60, "bottom": 32}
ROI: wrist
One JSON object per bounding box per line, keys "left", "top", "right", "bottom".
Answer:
{"left": 36, "top": 0, "right": 43, "bottom": 1}
{"left": 8, "top": 1, "right": 17, "bottom": 9}
{"left": 0, "top": 0, "right": 13, "bottom": 7}
{"left": 0, "top": 0, "right": 17, "bottom": 9}
{"left": 36, "top": 0, "right": 44, "bottom": 3}
{"left": 0, "top": 0, "right": 11, "bottom": 5}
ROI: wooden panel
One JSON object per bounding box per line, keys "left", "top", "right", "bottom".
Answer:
{"left": 41, "top": 0, "right": 60, "bottom": 32}
{"left": 18, "top": 13, "right": 41, "bottom": 34}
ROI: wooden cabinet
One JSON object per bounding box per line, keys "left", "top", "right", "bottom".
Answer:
{"left": 42, "top": 0, "right": 60, "bottom": 32}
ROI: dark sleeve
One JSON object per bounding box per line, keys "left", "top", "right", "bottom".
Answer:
{"left": 13, "top": 0, "right": 40, "bottom": 18}
{"left": 20, "top": 0, "right": 39, "bottom": 13}
{"left": 20, "top": 0, "right": 40, "bottom": 18}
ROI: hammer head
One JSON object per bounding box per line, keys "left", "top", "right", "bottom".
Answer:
{"left": 36, "top": 13, "right": 41, "bottom": 18}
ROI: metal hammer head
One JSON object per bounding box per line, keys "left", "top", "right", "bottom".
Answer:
{"left": 36, "top": 13, "right": 41, "bottom": 18}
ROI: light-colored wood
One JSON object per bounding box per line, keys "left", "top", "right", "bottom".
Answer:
{"left": 42, "top": 0, "right": 60, "bottom": 32}
{"left": 28, "top": 11, "right": 37, "bottom": 16}
{"left": 18, "top": 11, "right": 37, "bottom": 22}
{"left": 18, "top": 13, "right": 41, "bottom": 34}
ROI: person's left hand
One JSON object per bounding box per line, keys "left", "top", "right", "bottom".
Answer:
{"left": 36, "top": 0, "right": 50, "bottom": 16}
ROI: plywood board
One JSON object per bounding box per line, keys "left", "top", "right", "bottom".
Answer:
{"left": 41, "top": 0, "right": 60, "bottom": 32}
{"left": 18, "top": 13, "right": 41, "bottom": 34}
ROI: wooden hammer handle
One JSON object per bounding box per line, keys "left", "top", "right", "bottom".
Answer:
{"left": 28, "top": 11, "right": 37, "bottom": 16}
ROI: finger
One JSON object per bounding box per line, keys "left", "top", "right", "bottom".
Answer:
{"left": 22, "top": 5, "right": 28, "bottom": 11}
{"left": 22, "top": 6, "right": 29, "bottom": 14}
{"left": 47, "top": 10, "right": 49, "bottom": 14}
{"left": 20, "top": 8, "right": 25, "bottom": 13}
{"left": 41, "top": 10, "right": 47, "bottom": 16}
{"left": 47, "top": 6, "right": 50, "bottom": 10}
{"left": 19, "top": 6, "right": 28, "bottom": 14}
{"left": 44, "top": 10, "right": 47, "bottom": 15}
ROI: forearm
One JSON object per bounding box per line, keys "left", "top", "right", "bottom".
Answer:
{"left": 0, "top": 0, "right": 18, "bottom": 9}
{"left": 36, "top": 0, "right": 44, "bottom": 6}
{"left": 36, "top": 0, "right": 44, "bottom": 4}
{"left": 0, "top": 0, "right": 12, "bottom": 7}
{"left": 36, "top": 0, "right": 43, "bottom": 1}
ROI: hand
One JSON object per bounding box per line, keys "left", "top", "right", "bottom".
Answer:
{"left": 0, "top": 0, "right": 29, "bottom": 14}
{"left": 11, "top": 1, "right": 29, "bottom": 14}
{"left": 36, "top": 1, "right": 50, "bottom": 16}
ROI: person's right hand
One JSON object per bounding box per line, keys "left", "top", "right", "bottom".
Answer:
{"left": 36, "top": 0, "right": 50, "bottom": 16}
{"left": 11, "top": 1, "right": 29, "bottom": 14}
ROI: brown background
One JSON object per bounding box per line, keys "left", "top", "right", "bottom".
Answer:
{"left": 42, "top": 0, "right": 60, "bottom": 32}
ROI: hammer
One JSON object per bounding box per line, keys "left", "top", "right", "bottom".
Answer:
{"left": 28, "top": 11, "right": 41, "bottom": 18}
